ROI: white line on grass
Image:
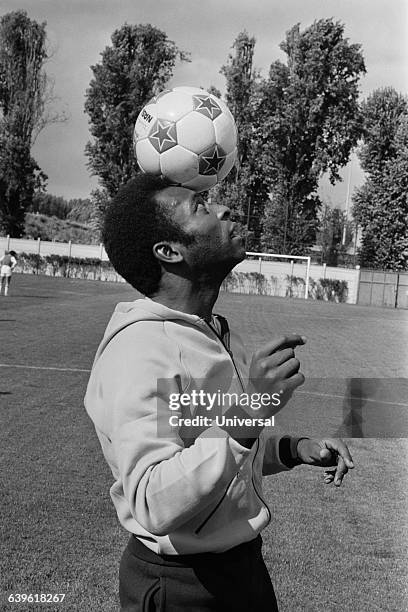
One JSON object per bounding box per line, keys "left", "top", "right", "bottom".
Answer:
{"left": 0, "top": 363, "right": 91, "bottom": 373}
{"left": 1, "top": 364, "right": 407, "bottom": 407}
{"left": 297, "top": 390, "right": 408, "bottom": 408}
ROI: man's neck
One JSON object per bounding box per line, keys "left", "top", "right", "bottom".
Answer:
{"left": 150, "top": 274, "right": 222, "bottom": 322}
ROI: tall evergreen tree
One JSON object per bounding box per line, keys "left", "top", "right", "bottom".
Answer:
{"left": 84, "top": 23, "right": 189, "bottom": 197}
{"left": 259, "top": 19, "right": 365, "bottom": 254}
{"left": 211, "top": 32, "right": 268, "bottom": 250}
{"left": 353, "top": 89, "right": 408, "bottom": 270}
{"left": 0, "top": 10, "right": 51, "bottom": 235}
{"left": 213, "top": 21, "right": 365, "bottom": 254}
{"left": 317, "top": 204, "right": 353, "bottom": 266}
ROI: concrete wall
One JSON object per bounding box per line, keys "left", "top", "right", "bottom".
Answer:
{"left": 233, "top": 258, "right": 360, "bottom": 304}
{"left": 0, "top": 236, "right": 360, "bottom": 303}
{"left": 0, "top": 236, "right": 109, "bottom": 261}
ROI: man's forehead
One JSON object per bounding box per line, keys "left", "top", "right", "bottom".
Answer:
{"left": 155, "top": 186, "right": 195, "bottom": 209}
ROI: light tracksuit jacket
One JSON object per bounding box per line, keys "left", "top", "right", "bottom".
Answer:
{"left": 84, "top": 298, "right": 295, "bottom": 555}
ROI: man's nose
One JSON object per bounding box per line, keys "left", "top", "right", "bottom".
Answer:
{"left": 214, "top": 204, "right": 231, "bottom": 220}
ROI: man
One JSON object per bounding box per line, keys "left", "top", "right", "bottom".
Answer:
{"left": 84, "top": 174, "right": 354, "bottom": 611}
{"left": 0, "top": 250, "right": 17, "bottom": 296}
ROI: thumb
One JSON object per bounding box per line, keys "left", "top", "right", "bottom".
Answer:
{"left": 319, "top": 447, "right": 335, "bottom": 464}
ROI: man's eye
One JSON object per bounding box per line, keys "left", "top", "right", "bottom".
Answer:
{"left": 196, "top": 201, "right": 209, "bottom": 213}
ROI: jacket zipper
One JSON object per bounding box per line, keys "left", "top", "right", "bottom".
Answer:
{"left": 196, "top": 320, "right": 271, "bottom": 530}
{"left": 203, "top": 320, "right": 246, "bottom": 392}
{"left": 252, "top": 438, "right": 271, "bottom": 525}
{"left": 194, "top": 473, "right": 236, "bottom": 534}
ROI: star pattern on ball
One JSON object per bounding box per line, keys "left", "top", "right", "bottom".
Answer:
{"left": 199, "top": 145, "right": 226, "bottom": 175}
{"left": 149, "top": 120, "right": 177, "bottom": 153}
{"left": 193, "top": 95, "right": 222, "bottom": 120}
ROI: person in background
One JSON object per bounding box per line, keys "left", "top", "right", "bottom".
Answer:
{"left": 0, "top": 250, "right": 17, "bottom": 296}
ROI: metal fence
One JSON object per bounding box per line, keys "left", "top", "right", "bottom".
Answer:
{"left": 0, "top": 235, "right": 108, "bottom": 261}
{"left": 357, "top": 270, "right": 408, "bottom": 309}
{"left": 3, "top": 235, "right": 406, "bottom": 307}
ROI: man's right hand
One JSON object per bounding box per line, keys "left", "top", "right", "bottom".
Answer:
{"left": 247, "top": 334, "right": 306, "bottom": 418}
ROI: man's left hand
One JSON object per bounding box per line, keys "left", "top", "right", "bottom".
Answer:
{"left": 296, "top": 438, "right": 354, "bottom": 487}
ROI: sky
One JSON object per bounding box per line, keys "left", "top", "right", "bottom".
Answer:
{"left": 0, "top": 0, "right": 407, "bottom": 208}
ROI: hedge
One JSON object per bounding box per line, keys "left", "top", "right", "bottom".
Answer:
{"left": 14, "top": 252, "right": 124, "bottom": 282}
{"left": 14, "top": 252, "right": 348, "bottom": 301}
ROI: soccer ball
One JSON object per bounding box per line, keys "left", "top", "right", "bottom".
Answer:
{"left": 133, "top": 86, "right": 238, "bottom": 192}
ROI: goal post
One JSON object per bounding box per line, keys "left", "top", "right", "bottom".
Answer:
{"left": 241, "top": 252, "right": 311, "bottom": 299}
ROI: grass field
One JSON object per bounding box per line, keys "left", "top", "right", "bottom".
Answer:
{"left": 1, "top": 273, "right": 408, "bottom": 611}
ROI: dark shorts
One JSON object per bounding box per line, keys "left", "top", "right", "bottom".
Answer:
{"left": 119, "top": 534, "right": 279, "bottom": 611}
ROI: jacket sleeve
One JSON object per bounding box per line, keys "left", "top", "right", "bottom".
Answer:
{"left": 89, "top": 322, "right": 252, "bottom": 536}
{"left": 262, "top": 434, "right": 298, "bottom": 475}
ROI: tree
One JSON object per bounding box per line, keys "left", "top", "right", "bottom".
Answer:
{"left": 88, "top": 188, "right": 111, "bottom": 239}
{"left": 316, "top": 204, "right": 353, "bottom": 265}
{"left": 66, "top": 198, "right": 94, "bottom": 224}
{"left": 0, "top": 135, "right": 45, "bottom": 235}
{"left": 24, "top": 212, "right": 99, "bottom": 244}
{"left": 30, "top": 192, "right": 93, "bottom": 223}
{"left": 85, "top": 23, "right": 189, "bottom": 197}
{"left": 211, "top": 31, "right": 268, "bottom": 250}
{"left": 0, "top": 10, "right": 55, "bottom": 235}
{"left": 31, "top": 193, "right": 72, "bottom": 219}
{"left": 259, "top": 19, "right": 366, "bottom": 254}
{"left": 353, "top": 90, "right": 408, "bottom": 270}
{"left": 357, "top": 88, "right": 408, "bottom": 176}
{"left": 221, "top": 31, "right": 256, "bottom": 164}
{"left": 212, "top": 21, "right": 365, "bottom": 254}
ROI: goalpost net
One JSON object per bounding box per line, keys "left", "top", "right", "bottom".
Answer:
{"left": 224, "top": 251, "right": 311, "bottom": 299}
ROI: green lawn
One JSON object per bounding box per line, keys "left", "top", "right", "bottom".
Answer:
{"left": 1, "top": 274, "right": 407, "bottom": 611}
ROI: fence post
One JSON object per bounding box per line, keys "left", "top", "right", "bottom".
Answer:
{"left": 290, "top": 260, "right": 294, "bottom": 296}
{"left": 6, "top": 234, "right": 10, "bottom": 250}
{"left": 355, "top": 265, "right": 361, "bottom": 305}
{"left": 304, "top": 257, "right": 311, "bottom": 299}
{"left": 381, "top": 272, "right": 386, "bottom": 307}
{"left": 323, "top": 263, "right": 327, "bottom": 280}
{"left": 67, "top": 241, "right": 72, "bottom": 278}
{"left": 37, "top": 237, "right": 41, "bottom": 255}
{"left": 258, "top": 257, "right": 262, "bottom": 274}
{"left": 394, "top": 273, "right": 399, "bottom": 309}
{"left": 99, "top": 243, "right": 104, "bottom": 281}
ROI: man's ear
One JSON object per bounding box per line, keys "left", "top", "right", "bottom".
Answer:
{"left": 153, "top": 242, "right": 184, "bottom": 264}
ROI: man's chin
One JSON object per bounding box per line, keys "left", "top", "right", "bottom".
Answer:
{"left": 231, "top": 236, "right": 246, "bottom": 261}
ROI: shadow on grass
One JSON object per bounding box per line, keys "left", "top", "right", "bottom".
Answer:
{"left": 340, "top": 378, "right": 365, "bottom": 437}
{"left": 12, "top": 295, "right": 53, "bottom": 299}
{"left": 335, "top": 377, "right": 408, "bottom": 438}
